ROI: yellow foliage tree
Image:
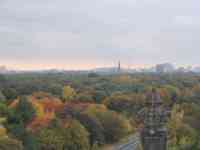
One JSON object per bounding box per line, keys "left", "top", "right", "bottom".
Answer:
{"left": 0, "top": 117, "right": 7, "bottom": 137}
{"left": 62, "top": 86, "right": 76, "bottom": 103}
{"left": 85, "top": 104, "right": 107, "bottom": 116}
{"left": 32, "top": 102, "right": 45, "bottom": 118}
{"left": 167, "top": 104, "right": 197, "bottom": 149}
{"left": 168, "top": 104, "right": 184, "bottom": 144}
{"left": 0, "top": 126, "right": 7, "bottom": 137}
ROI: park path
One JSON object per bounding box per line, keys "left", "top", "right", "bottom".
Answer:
{"left": 103, "top": 132, "right": 141, "bottom": 150}
{"left": 116, "top": 132, "right": 141, "bottom": 150}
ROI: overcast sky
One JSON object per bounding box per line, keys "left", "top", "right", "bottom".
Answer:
{"left": 0, "top": 0, "right": 200, "bottom": 70}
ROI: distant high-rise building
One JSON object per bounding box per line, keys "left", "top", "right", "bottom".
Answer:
{"left": 0, "top": 66, "right": 7, "bottom": 74}
{"left": 192, "top": 66, "right": 200, "bottom": 73}
{"left": 156, "top": 63, "right": 174, "bottom": 73}
{"left": 118, "top": 61, "right": 121, "bottom": 72}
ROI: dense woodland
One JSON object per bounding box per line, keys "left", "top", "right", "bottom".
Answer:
{"left": 0, "top": 72, "right": 200, "bottom": 150}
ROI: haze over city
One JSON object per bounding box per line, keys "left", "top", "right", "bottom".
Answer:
{"left": 1, "top": 0, "right": 200, "bottom": 70}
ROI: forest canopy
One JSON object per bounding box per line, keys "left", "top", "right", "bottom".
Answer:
{"left": 0, "top": 72, "right": 199, "bottom": 149}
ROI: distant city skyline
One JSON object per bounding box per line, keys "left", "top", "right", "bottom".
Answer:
{"left": 0, "top": 62, "right": 197, "bottom": 71}
{"left": 1, "top": 0, "right": 200, "bottom": 70}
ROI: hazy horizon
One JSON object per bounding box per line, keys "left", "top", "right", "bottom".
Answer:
{"left": 1, "top": 0, "right": 200, "bottom": 70}
{"left": 1, "top": 62, "right": 198, "bottom": 71}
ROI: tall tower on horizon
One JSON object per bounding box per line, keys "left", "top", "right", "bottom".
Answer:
{"left": 118, "top": 61, "right": 121, "bottom": 72}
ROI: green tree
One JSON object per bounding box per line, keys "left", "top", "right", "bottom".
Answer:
{"left": 6, "top": 109, "right": 26, "bottom": 138}
{"left": 48, "top": 84, "right": 62, "bottom": 97}
{"left": 0, "top": 90, "right": 6, "bottom": 102}
{"left": 106, "top": 92, "right": 145, "bottom": 116}
{"left": 73, "top": 113, "right": 105, "bottom": 145}
{"left": 93, "top": 90, "right": 107, "bottom": 104}
{"left": 0, "top": 103, "right": 9, "bottom": 116}
{"left": 94, "top": 110, "right": 132, "bottom": 143}
{"left": 2, "top": 88, "right": 18, "bottom": 101}
{"left": 38, "top": 128, "right": 65, "bottom": 150}
{"left": 22, "top": 133, "right": 40, "bottom": 150}
{"left": 6, "top": 96, "right": 37, "bottom": 150}
{"left": 76, "top": 93, "right": 93, "bottom": 103}
{"left": 15, "top": 96, "right": 35, "bottom": 123}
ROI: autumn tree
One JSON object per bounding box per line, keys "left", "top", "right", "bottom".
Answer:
{"left": 158, "top": 85, "right": 180, "bottom": 106}
{"left": 62, "top": 86, "right": 76, "bottom": 103}
{"left": 106, "top": 92, "right": 145, "bottom": 116}
{"left": 191, "top": 84, "right": 200, "bottom": 101}
{"left": 99, "top": 111, "right": 131, "bottom": 143}
{"left": 0, "top": 137, "right": 23, "bottom": 150}
{"left": 168, "top": 105, "right": 197, "bottom": 149}
{"left": 63, "top": 120, "right": 90, "bottom": 150}
{"left": 38, "top": 120, "right": 90, "bottom": 150}
{"left": 87, "top": 108, "right": 132, "bottom": 143}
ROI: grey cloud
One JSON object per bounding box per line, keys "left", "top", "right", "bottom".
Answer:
{"left": 0, "top": 0, "right": 200, "bottom": 69}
